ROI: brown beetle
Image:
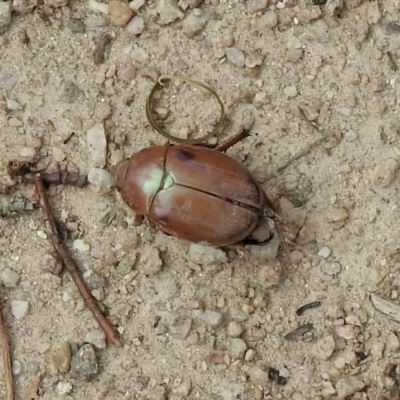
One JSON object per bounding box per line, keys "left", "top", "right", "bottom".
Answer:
{"left": 113, "top": 129, "right": 281, "bottom": 247}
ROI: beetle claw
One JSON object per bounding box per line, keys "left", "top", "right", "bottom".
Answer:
{"left": 243, "top": 231, "right": 274, "bottom": 246}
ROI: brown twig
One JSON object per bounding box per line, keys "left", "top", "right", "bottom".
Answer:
{"left": 34, "top": 174, "right": 122, "bottom": 347}
{"left": 0, "top": 304, "right": 13, "bottom": 400}
{"left": 8, "top": 161, "right": 87, "bottom": 188}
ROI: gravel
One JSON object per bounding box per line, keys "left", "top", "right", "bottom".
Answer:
{"left": 2, "top": 0, "right": 400, "bottom": 397}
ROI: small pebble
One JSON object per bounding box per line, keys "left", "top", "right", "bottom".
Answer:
{"left": 52, "top": 147, "right": 66, "bottom": 162}
{"left": 189, "top": 244, "right": 227, "bottom": 265}
{"left": 371, "top": 158, "right": 399, "bottom": 187}
{"left": 87, "top": 123, "right": 107, "bottom": 167}
{"left": 88, "top": 0, "right": 109, "bottom": 14}
{"left": 318, "top": 246, "right": 331, "bottom": 258}
{"left": 325, "top": 0, "right": 343, "bottom": 16}
{"left": 126, "top": 16, "right": 145, "bottom": 35}
{"left": 227, "top": 321, "right": 243, "bottom": 338}
{"left": 12, "top": 0, "right": 37, "bottom": 14}
{"left": 129, "top": 0, "right": 145, "bottom": 12}
{"left": 19, "top": 147, "right": 38, "bottom": 162}
{"left": 247, "top": 0, "right": 268, "bottom": 13}
{"left": 94, "top": 101, "right": 111, "bottom": 121}
{"left": 70, "top": 344, "right": 99, "bottom": 380}
{"left": 296, "top": 6, "right": 322, "bottom": 24}
{"left": 11, "top": 300, "right": 29, "bottom": 320}
{"left": 39, "top": 253, "right": 62, "bottom": 275}
{"left": 73, "top": 239, "right": 90, "bottom": 252}
{"left": 327, "top": 207, "right": 348, "bottom": 223}
{"left": 88, "top": 168, "right": 113, "bottom": 194}
{"left": 336, "top": 324, "right": 360, "bottom": 340}
{"left": 169, "top": 317, "right": 192, "bottom": 339}
{"left": 228, "top": 338, "right": 247, "bottom": 359}
{"left": 335, "top": 376, "right": 366, "bottom": 398}
{"left": 225, "top": 47, "right": 245, "bottom": 67}
{"left": 283, "top": 85, "right": 298, "bottom": 98}
{"left": 85, "top": 329, "right": 107, "bottom": 349}
{"left": 173, "top": 380, "right": 191, "bottom": 397}
{"left": 12, "top": 360, "right": 22, "bottom": 375}
{"left": 182, "top": 12, "right": 207, "bottom": 38}
{"left": 156, "top": 0, "right": 184, "bottom": 25}
{"left": 56, "top": 381, "right": 73, "bottom": 396}
{"left": 44, "top": 0, "right": 69, "bottom": 6}
{"left": 48, "top": 341, "right": 71, "bottom": 374}
{"left": 296, "top": 225, "right": 315, "bottom": 245}
{"left": 0, "top": 1, "right": 12, "bottom": 33}
{"left": 68, "top": 18, "right": 86, "bottom": 33}
{"left": 247, "top": 365, "right": 269, "bottom": 385}
{"left": 321, "top": 262, "right": 341, "bottom": 276}
{"left": 6, "top": 98, "right": 21, "bottom": 110}
{"left": 0, "top": 268, "right": 20, "bottom": 288}
{"left": 140, "top": 245, "right": 163, "bottom": 275}
{"left": 257, "top": 11, "right": 277, "bottom": 31}
{"left": 245, "top": 349, "right": 256, "bottom": 362}
{"left": 147, "top": 385, "right": 167, "bottom": 400}
{"left": 201, "top": 310, "right": 223, "bottom": 327}
{"left": 117, "top": 65, "right": 137, "bottom": 82}
{"left": 257, "top": 262, "right": 282, "bottom": 287}
{"left": 109, "top": 0, "right": 134, "bottom": 26}
{"left": 313, "top": 335, "right": 335, "bottom": 360}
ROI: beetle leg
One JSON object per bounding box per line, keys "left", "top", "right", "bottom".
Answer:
{"left": 243, "top": 231, "right": 274, "bottom": 246}
{"left": 213, "top": 129, "right": 251, "bottom": 152}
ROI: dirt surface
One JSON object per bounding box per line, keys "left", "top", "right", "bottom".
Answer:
{"left": 1, "top": 0, "right": 400, "bottom": 399}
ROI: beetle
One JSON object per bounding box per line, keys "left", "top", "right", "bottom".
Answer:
{"left": 113, "top": 129, "right": 283, "bottom": 247}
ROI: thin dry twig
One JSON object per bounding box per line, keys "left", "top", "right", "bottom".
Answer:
{"left": 34, "top": 174, "right": 122, "bottom": 347}
{"left": 0, "top": 304, "right": 13, "bottom": 400}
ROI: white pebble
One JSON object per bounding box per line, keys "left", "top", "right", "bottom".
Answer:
{"left": 247, "top": 365, "right": 269, "bottom": 385}
{"left": 313, "top": 335, "right": 335, "bottom": 360}
{"left": 56, "top": 381, "right": 73, "bottom": 396}
{"left": 228, "top": 338, "right": 247, "bottom": 359}
{"left": 336, "top": 376, "right": 365, "bottom": 398}
{"left": 73, "top": 239, "right": 90, "bottom": 252}
{"left": 371, "top": 158, "right": 399, "bottom": 187}
{"left": 11, "top": 300, "right": 29, "bottom": 320}
{"left": 318, "top": 246, "right": 331, "bottom": 258}
{"left": 129, "top": 0, "right": 145, "bottom": 12}
{"left": 182, "top": 12, "right": 208, "bottom": 38}
{"left": 85, "top": 329, "right": 106, "bottom": 349}
{"left": 52, "top": 147, "right": 66, "bottom": 162}
{"left": 321, "top": 262, "right": 341, "bottom": 276}
{"left": 19, "top": 147, "right": 38, "bottom": 162}
{"left": 126, "top": 16, "right": 145, "bottom": 35}
{"left": 0, "top": 268, "right": 20, "bottom": 288}
{"left": 140, "top": 245, "right": 163, "bottom": 275}
{"left": 201, "top": 310, "right": 223, "bottom": 327}
{"left": 225, "top": 47, "right": 245, "bottom": 67}
{"left": 257, "top": 11, "right": 277, "bottom": 31}
{"left": 0, "top": 1, "right": 12, "bottom": 33}
{"left": 88, "top": 0, "right": 109, "bottom": 14}
{"left": 169, "top": 317, "right": 192, "bottom": 339}
{"left": 88, "top": 168, "right": 113, "bottom": 193}
{"left": 87, "top": 123, "right": 107, "bottom": 167}
{"left": 156, "top": 0, "right": 184, "bottom": 25}
{"left": 189, "top": 244, "right": 227, "bottom": 265}
{"left": 247, "top": 0, "right": 268, "bottom": 13}
{"left": 6, "top": 98, "right": 21, "bottom": 110}
{"left": 283, "top": 85, "right": 298, "bottom": 98}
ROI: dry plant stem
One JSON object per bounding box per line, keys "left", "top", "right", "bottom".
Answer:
{"left": 34, "top": 174, "right": 122, "bottom": 347}
{"left": 0, "top": 305, "right": 13, "bottom": 400}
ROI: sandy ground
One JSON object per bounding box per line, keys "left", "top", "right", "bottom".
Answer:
{"left": 1, "top": 0, "right": 400, "bottom": 399}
